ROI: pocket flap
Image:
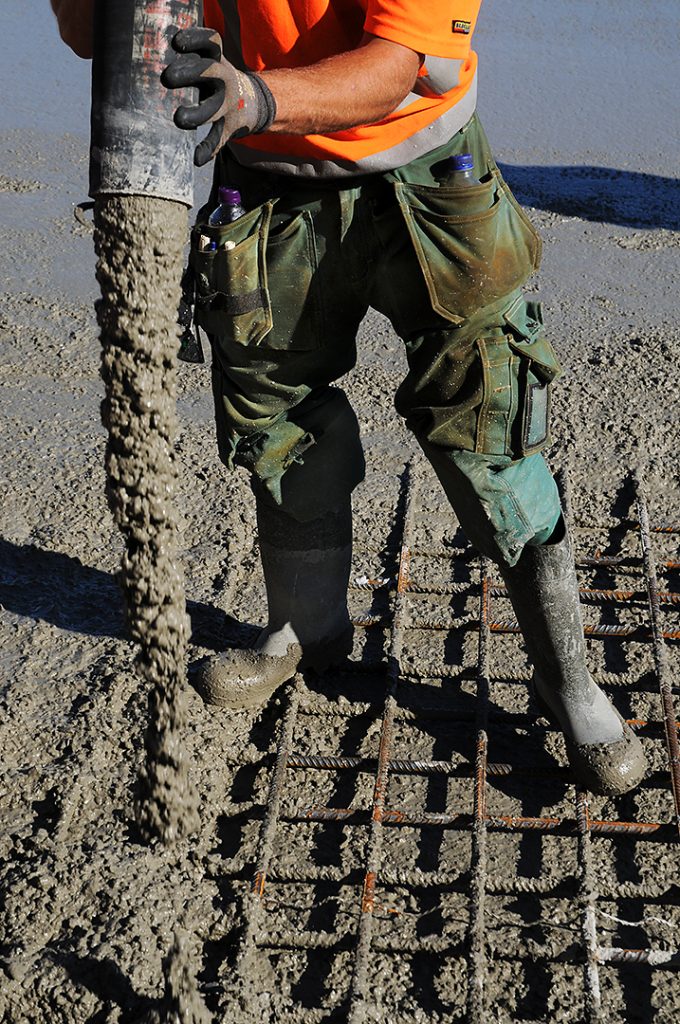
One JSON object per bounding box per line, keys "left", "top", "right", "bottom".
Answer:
{"left": 503, "top": 297, "right": 563, "bottom": 383}
{"left": 392, "top": 168, "right": 541, "bottom": 324}
{"left": 188, "top": 200, "right": 274, "bottom": 346}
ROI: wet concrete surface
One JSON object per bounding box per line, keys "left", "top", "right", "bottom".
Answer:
{"left": 1, "top": 2, "right": 679, "bottom": 1022}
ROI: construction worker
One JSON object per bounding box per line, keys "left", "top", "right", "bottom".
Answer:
{"left": 53, "top": 0, "right": 646, "bottom": 797}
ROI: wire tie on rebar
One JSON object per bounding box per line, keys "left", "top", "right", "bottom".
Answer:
{"left": 598, "top": 910, "right": 678, "bottom": 931}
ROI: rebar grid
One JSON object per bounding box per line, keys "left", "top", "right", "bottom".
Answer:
{"left": 231, "top": 464, "right": 679, "bottom": 1020}
{"left": 349, "top": 579, "right": 680, "bottom": 639}
{"left": 635, "top": 479, "right": 680, "bottom": 835}
{"left": 559, "top": 472, "right": 605, "bottom": 1024}
{"left": 466, "top": 563, "right": 491, "bottom": 1022}
{"left": 576, "top": 780, "right": 603, "bottom": 1022}
{"left": 562, "top": 471, "right": 680, "bottom": 1019}
{"left": 286, "top": 806, "right": 676, "bottom": 838}
{"left": 347, "top": 460, "right": 419, "bottom": 1023}
{"left": 229, "top": 673, "right": 303, "bottom": 990}
{"left": 352, "top": 578, "right": 680, "bottom": 606}
{"left": 219, "top": 855, "right": 677, "bottom": 901}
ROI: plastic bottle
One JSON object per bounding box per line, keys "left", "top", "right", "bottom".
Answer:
{"left": 208, "top": 186, "right": 246, "bottom": 226}
{"left": 444, "top": 153, "right": 480, "bottom": 187}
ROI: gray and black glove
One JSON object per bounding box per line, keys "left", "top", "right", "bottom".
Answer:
{"left": 161, "top": 27, "right": 276, "bottom": 166}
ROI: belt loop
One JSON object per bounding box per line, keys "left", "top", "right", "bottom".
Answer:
{"left": 339, "top": 188, "right": 356, "bottom": 242}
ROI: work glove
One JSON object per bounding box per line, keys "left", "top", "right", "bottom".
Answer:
{"left": 161, "top": 27, "right": 276, "bottom": 166}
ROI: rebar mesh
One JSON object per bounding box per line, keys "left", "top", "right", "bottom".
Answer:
{"left": 227, "top": 462, "right": 679, "bottom": 1021}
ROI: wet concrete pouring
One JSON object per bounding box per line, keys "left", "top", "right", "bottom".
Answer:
{"left": 93, "top": 192, "right": 210, "bottom": 1024}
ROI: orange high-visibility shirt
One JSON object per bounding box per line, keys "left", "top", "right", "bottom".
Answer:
{"left": 204, "top": 0, "right": 483, "bottom": 176}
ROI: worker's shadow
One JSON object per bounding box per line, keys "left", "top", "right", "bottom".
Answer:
{"left": 0, "top": 537, "right": 246, "bottom": 651}
{"left": 499, "top": 163, "right": 680, "bottom": 231}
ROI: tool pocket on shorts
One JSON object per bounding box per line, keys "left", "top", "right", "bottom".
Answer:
{"left": 476, "top": 297, "right": 562, "bottom": 458}
{"left": 264, "top": 208, "right": 324, "bottom": 350}
{"left": 189, "top": 201, "right": 273, "bottom": 347}
{"left": 394, "top": 170, "right": 542, "bottom": 324}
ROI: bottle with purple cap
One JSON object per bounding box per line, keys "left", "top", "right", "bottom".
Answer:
{"left": 208, "top": 186, "right": 247, "bottom": 226}
{"left": 444, "top": 152, "right": 480, "bottom": 188}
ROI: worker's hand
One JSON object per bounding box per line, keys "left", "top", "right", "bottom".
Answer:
{"left": 162, "top": 27, "right": 276, "bottom": 166}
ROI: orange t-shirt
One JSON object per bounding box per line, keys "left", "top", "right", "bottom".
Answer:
{"left": 204, "top": 0, "right": 483, "bottom": 174}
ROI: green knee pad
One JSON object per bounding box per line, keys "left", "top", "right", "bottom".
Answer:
{"left": 246, "top": 387, "right": 366, "bottom": 522}
{"left": 421, "top": 443, "right": 561, "bottom": 567}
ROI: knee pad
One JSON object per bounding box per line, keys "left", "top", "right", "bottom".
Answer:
{"left": 421, "top": 442, "right": 562, "bottom": 568}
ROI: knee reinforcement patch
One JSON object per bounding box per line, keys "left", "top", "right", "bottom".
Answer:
{"left": 422, "top": 442, "right": 562, "bottom": 568}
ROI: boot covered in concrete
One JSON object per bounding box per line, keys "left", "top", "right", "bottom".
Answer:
{"left": 194, "top": 500, "right": 353, "bottom": 710}
{"left": 499, "top": 520, "right": 647, "bottom": 795}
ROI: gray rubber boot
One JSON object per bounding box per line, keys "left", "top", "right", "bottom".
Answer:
{"left": 194, "top": 500, "right": 354, "bottom": 710}
{"left": 499, "top": 519, "right": 647, "bottom": 795}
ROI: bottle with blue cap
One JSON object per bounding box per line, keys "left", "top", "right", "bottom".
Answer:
{"left": 444, "top": 152, "right": 480, "bottom": 188}
{"left": 208, "top": 186, "right": 247, "bottom": 226}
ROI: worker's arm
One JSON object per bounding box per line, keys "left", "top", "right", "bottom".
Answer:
{"left": 50, "top": 0, "right": 93, "bottom": 59}
{"left": 162, "top": 27, "right": 421, "bottom": 165}
{"left": 261, "top": 37, "right": 421, "bottom": 134}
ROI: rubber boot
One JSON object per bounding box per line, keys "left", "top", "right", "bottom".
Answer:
{"left": 194, "top": 499, "right": 354, "bottom": 710}
{"left": 499, "top": 519, "right": 647, "bottom": 795}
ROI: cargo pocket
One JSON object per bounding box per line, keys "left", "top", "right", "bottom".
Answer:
{"left": 189, "top": 201, "right": 273, "bottom": 347}
{"left": 265, "top": 208, "right": 324, "bottom": 350}
{"left": 475, "top": 297, "right": 562, "bottom": 458}
{"left": 504, "top": 295, "right": 562, "bottom": 456}
{"left": 394, "top": 169, "right": 542, "bottom": 324}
